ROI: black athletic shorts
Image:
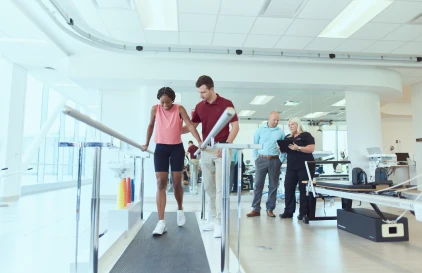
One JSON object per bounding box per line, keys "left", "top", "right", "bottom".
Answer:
{"left": 154, "top": 143, "right": 185, "bottom": 172}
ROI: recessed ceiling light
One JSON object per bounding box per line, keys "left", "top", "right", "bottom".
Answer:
{"left": 303, "top": 112, "right": 329, "bottom": 118}
{"left": 332, "top": 99, "right": 346, "bottom": 107}
{"left": 284, "top": 101, "right": 301, "bottom": 106}
{"left": 238, "top": 110, "right": 256, "bottom": 117}
{"left": 250, "top": 95, "right": 274, "bottom": 105}
{"left": 134, "top": 0, "right": 178, "bottom": 31}
{"left": 318, "top": 0, "right": 393, "bottom": 38}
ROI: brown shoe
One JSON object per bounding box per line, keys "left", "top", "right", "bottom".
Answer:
{"left": 267, "top": 210, "right": 276, "bottom": 217}
{"left": 246, "top": 210, "right": 260, "bottom": 217}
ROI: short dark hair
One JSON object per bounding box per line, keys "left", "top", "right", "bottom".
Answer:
{"left": 157, "top": 87, "right": 176, "bottom": 101}
{"left": 196, "top": 75, "right": 214, "bottom": 89}
{"left": 188, "top": 140, "right": 193, "bottom": 144}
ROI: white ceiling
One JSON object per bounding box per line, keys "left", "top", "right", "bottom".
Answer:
{"left": 66, "top": 0, "right": 422, "bottom": 57}
{"left": 1, "top": 0, "right": 422, "bottom": 122}
{"left": 172, "top": 87, "right": 346, "bottom": 124}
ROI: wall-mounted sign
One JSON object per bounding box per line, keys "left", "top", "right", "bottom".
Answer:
{"left": 417, "top": 138, "right": 422, "bottom": 142}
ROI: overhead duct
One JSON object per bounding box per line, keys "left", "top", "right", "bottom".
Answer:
{"left": 259, "top": 0, "right": 309, "bottom": 17}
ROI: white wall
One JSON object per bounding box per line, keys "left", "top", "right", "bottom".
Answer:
{"left": 0, "top": 59, "right": 27, "bottom": 198}
{"left": 381, "top": 117, "right": 415, "bottom": 160}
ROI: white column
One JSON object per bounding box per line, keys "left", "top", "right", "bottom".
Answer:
{"left": 0, "top": 59, "right": 27, "bottom": 198}
{"left": 411, "top": 83, "right": 422, "bottom": 190}
{"left": 345, "top": 91, "right": 383, "bottom": 181}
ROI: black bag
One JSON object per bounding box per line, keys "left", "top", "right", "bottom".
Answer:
{"left": 352, "top": 167, "right": 367, "bottom": 185}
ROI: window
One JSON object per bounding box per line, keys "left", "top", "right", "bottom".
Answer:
{"left": 21, "top": 75, "right": 98, "bottom": 185}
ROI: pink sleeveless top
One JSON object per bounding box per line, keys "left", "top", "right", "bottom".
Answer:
{"left": 154, "top": 104, "right": 183, "bottom": 144}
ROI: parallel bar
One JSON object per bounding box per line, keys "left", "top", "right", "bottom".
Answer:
{"left": 201, "top": 175, "right": 206, "bottom": 220}
{"left": 236, "top": 150, "right": 243, "bottom": 273}
{"left": 140, "top": 158, "right": 145, "bottom": 220}
{"left": 194, "top": 107, "right": 236, "bottom": 156}
{"left": 214, "top": 144, "right": 262, "bottom": 149}
{"left": 221, "top": 148, "right": 231, "bottom": 273}
{"left": 90, "top": 147, "right": 102, "bottom": 273}
{"left": 75, "top": 146, "right": 84, "bottom": 273}
{"left": 62, "top": 106, "right": 153, "bottom": 154}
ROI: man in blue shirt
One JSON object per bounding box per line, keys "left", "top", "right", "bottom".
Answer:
{"left": 247, "top": 112, "right": 286, "bottom": 218}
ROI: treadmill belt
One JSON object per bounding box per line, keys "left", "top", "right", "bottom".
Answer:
{"left": 110, "top": 212, "right": 211, "bottom": 273}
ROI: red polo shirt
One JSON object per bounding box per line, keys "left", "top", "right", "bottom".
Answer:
{"left": 191, "top": 94, "right": 238, "bottom": 142}
{"left": 187, "top": 145, "right": 199, "bottom": 159}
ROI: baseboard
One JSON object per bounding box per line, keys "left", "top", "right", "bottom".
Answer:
{"left": 0, "top": 195, "right": 19, "bottom": 202}
{"left": 21, "top": 179, "right": 92, "bottom": 195}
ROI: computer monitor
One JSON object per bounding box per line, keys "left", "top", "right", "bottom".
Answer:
{"left": 395, "top": 153, "right": 409, "bottom": 165}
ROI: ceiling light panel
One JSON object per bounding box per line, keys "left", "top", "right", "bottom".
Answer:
{"left": 318, "top": 0, "right": 393, "bottom": 39}
{"left": 303, "top": 112, "right": 329, "bottom": 118}
{"left": 238, "top": 110, "right": 256, "bottom": 117}
{"left": 133, "top": 0, "right": 178, "bottom": 31}
{"left": 250, "top": 95, "right": 274, "bottom": 105}
{"left": 332, "top": 99, "right": 346, "bottom": 106}
{"left": 284, "top": 101, "right": 301, "bottom": 106}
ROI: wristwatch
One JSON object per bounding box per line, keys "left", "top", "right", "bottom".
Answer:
{"left": 297, "top": 146, "right": 301, "bottom": 152}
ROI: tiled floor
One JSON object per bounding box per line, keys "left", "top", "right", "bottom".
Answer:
{"left": 1, "top": 186, "right": 422, "bottom": 273}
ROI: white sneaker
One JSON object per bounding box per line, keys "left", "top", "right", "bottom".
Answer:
{"left": 152, "top": 220, "right": 167, "bottom": 235}
{"left": 213, "top": 224, "right": 222, "bottom": 238}
{"left": 202, "top": 222, "right": 214, "bottom": 231}
{"left": 177, "top": 210, "right": 186, "bottom": 226}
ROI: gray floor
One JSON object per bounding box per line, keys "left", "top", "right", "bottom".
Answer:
{"left": 229, "top": 199, "right": 422, "bottom": 273}
{"left": 110, "top": 212, "right": 211, "bottom": 273}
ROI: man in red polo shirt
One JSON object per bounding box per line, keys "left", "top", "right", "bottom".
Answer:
{"left": 185, "top": 140, "right": 200, "bottom": 193}
{"left": 185, "top": 140, "right": 199, "bottom": 159}
{"left": 183, "top": 75, "right": 239, "bottom": 238}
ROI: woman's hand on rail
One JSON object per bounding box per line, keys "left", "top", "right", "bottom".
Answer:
{"left": 198, "top": 140, "right": 203, "bottom": 149}
{"left": 140, "top": 144, "right": 148, "bottom": 152}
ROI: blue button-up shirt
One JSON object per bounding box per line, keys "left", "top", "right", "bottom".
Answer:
{"left": 252, "top": 124, "right": 286, "bottom": 162}
{"left": 231, "top": 148, "right": 238, "bottom": 164}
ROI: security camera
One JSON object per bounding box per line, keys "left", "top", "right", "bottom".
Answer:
{"left": 136, "top": 46, "right": 143, "bottom": 51}
{"left": 417, "top": 57, "right": 422, "bottom": 62}
{"left": 236, "top": 49, "right": 243, "bottom": 55}
{"left": 329, "top": 53, "right": 336, "bottom": 59}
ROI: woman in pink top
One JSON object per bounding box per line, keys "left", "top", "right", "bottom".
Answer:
{"left": 142, "top": 87, "right": 202, "bottom": 235}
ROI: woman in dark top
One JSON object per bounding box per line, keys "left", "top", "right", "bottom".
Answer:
{"left": 279, "top": 117, "right": 315, "bottom": 220}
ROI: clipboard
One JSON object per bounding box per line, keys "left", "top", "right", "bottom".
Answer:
{"left": 277, "top": 139, "right": 294, "bottom": 153}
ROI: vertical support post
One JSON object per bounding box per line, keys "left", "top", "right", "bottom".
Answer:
{"left": 236, "top": 150, "right": 242, "bottom": 273}
{"left": 221, "top": 148, "right": 231, "bottom": 273}
{"left": 90, "top": 147, "right": 101, "bottom": 273}
{"left": 201, "top": 171, "right": 206, "bottom": 220}
{"left": 75, "top": 145, "right": 84, "bottom": 273}
{"left": 140, "top": 157, "right": 145, "bottom": 220}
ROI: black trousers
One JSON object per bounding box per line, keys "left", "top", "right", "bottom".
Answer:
{"left": 284, "top": 165, "right": 315, "bottom": 215}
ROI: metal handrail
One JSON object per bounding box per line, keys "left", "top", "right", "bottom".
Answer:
{"left": 62, "top": 106, "right": 153, "bottom": 154}
{"left": 61, "top": 106, "right": 152, "bottom": 273}
{"left": 194, "top": 107, "right": 236, "bottom": 156}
